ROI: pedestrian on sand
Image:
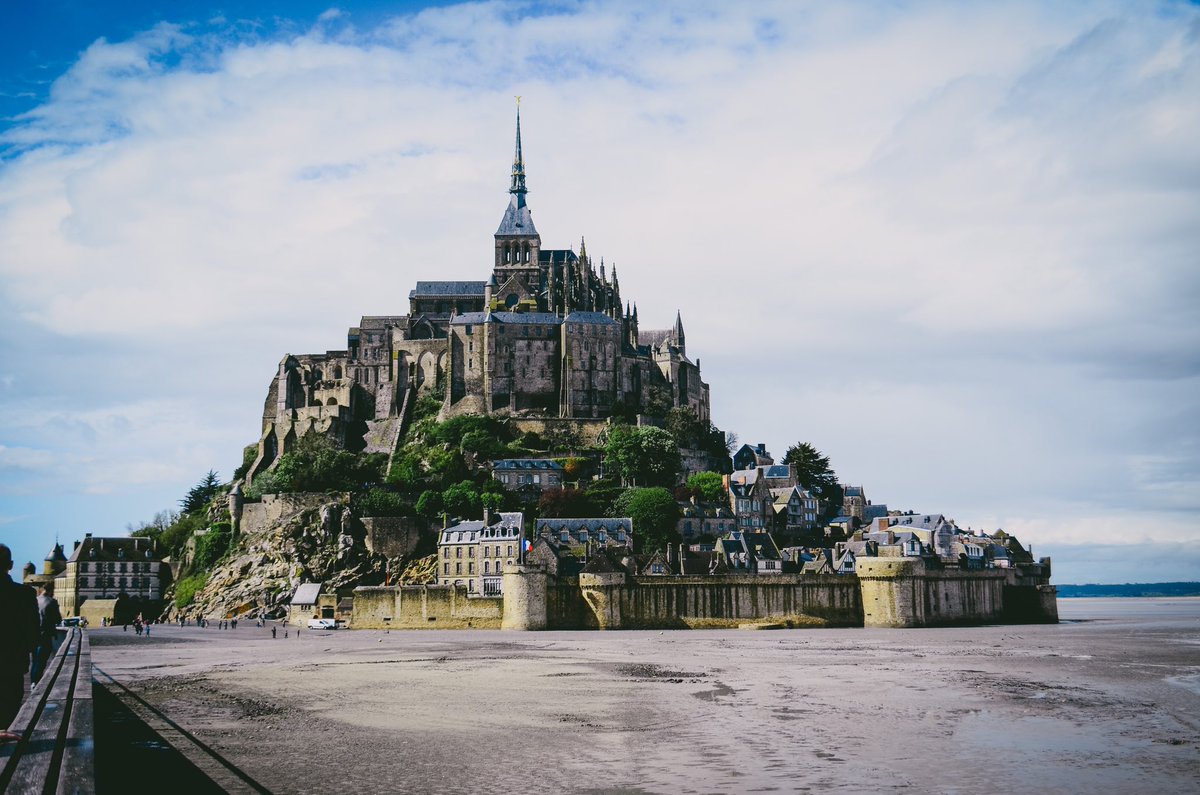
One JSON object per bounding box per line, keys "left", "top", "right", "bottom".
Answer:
{"left": 31, "top": 583, "right": 62, "bottom": 685}
{"left": 0, "top": 543, "right": 39, "bottom": 738}
{"left": 271, "top": 626, "right": 277, "bottom": 639}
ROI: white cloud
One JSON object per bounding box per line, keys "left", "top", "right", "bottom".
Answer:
{"left": 1, "top": 0, "right": 1198, "bottom": 577}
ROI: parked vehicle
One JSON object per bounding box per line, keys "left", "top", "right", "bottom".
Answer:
{"left": 57, "top": 617, "right": 84, "bottom": 630}
{"left": 307, "top": 618, "right": 338, "bottom": 630}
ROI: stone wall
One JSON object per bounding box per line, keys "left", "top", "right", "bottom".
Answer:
{"left": 352, "top": 585, "right": 502, "bottom": 629}
{"left": 240, "top": 492, "right": 348, "bottom": 538}
{"left": 359, "top": 516, "right": 426, "bottom": 560}
{"left": 857, "top": 558, "right": 1008, "bottom": 627}
{"left": 577, "top": 573, "right": 863, "bottom": 629}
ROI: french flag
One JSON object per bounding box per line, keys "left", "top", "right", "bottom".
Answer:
{"left": 522, "top": 539, "right": 532, "bottom": 553}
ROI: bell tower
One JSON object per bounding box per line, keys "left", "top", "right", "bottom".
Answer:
{"left": 493, "top": 100, "right": 542, "bottom": 311}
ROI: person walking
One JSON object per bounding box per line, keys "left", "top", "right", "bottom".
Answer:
{"left": 30, "top": 583, "right": 62, "bottom": 685}
{"left": 0, "top": 544, "right": 39, "bottom": 737}
{"left": 271, "top": 626, "right": 277, "bottom": 639}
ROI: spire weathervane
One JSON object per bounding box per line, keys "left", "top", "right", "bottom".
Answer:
{"left": 510, "top": 97, "right": 527, "bottom": 203}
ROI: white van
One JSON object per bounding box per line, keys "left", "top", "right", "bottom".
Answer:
{"left": 307, "top": 618, "right": 338, "bottom": 630}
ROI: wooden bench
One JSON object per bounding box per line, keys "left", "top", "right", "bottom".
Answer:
{"left": 0, "top": 628, "right": 94, "bottom": 794}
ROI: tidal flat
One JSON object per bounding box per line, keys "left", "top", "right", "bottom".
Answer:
{"left": 89, "top": 598, "right": 1199, "bottom": 794}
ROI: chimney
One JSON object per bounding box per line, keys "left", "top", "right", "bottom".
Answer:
{"left": 667, "top": 544, "right": 675, "bottom": 568}
{"left": 73, "top": 541, "right": 80, "bottom": 550}
{"left": 679, "top": 544, "right": 687, "bottom": 571}
{"left": 483, "top": 507, "right": 491, "bottom": 527}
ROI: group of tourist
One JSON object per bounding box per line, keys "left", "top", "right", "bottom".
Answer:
{"left": 0, "top": 543, "right": 61, "bottom": 742}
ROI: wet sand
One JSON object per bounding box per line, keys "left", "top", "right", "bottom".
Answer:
{"left": 90, "top": 599, "right": 1200, "bottom": 794}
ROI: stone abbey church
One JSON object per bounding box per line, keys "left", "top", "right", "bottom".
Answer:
{"left": 249, "top": 111, "right": 712, "bottom": 477}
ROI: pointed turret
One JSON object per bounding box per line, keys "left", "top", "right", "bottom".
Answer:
{"left": 672, "top": 310, "right": 686, "bottom": 354}
{"left": 494, "top": 101, "right": 541, "bottom": 282}
{"left": 510, "top": 103, "right": 528, "bottom": 205}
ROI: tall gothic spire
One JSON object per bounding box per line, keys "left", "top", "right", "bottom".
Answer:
{"left": 510, "top": 100, "right": 528, "bottom": 206}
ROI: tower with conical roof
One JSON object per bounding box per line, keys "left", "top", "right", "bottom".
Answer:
{"left": 492, "top": 101, "right": 542, "bottom": 311}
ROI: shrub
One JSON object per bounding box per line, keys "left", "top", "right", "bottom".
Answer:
{"left": 612, "top": 487, "right": 682, "bottom": 553}
{"left": 175, "top": 573, "right": 209, "bottom": 609}
{"left": 194, "top": 522, "right": 232, "bottom": 570}
{"left": 355, "top": 488, "right": 412, "bottom": 517}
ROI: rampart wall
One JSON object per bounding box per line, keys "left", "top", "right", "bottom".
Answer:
{"left": 502, "top": 561, "right": 1056, "bottom": 630}
{"left": 572, "top": 573, "right": 863, "bottom": 629}
{"left": 352, "top": 585, "right": 502, "bottom": 629}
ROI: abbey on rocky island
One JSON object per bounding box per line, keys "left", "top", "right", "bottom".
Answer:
{"left": 248, "top": 109, "right": 712, "bottom": 479}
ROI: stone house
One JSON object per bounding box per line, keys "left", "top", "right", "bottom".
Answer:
{"left": 714, "top": 530, "right": 783, "bottom": 574}
{"left": 437, "top": 512, "right": 524, "bottom": 595}
{"left": 732, "top": 443, "right": 773, "bottom": 472}
{"left": 54, "top": 534, "right": 171, "bottom": 620}
{"left": 842, "top": 485, "right": 868, "bottom": 521}
{"left": 492, "top": 458, "right": 564, "bottom": 491}
{"left": 534, "top": 517, "right": 633, "bottom": 552}
{"left": 771, "top": 485, "right": 820, "bottom": 534}
{"left": 726, "top": 468, "right": 774, "bottom": 532}
{"left": 676, "top": 498, "right": 736, "bottom": 541}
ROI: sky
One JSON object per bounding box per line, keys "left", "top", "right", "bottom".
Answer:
{"left": 1, "top": 0, "right": 1197, "bottom": 585}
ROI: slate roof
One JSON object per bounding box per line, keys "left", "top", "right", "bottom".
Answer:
{"left": 493, "top": 459, "right": 564, "bottom": 471}
{"left": 66, "top": 536, "right": 165, "bottom": 564}
{"left": 863, "top": 504, "right": 890, "bottom": 521}
{"left": 439, "top": 520, "right": 487, "bottom": 545}
{"left": 763, "top": 465, "right": 792, "bottom": 480}
{"left": 292, "top": 583, "right": 321, "bottom": 606}
{"left": 450, "top": 312, "right": 562, "bottom": 326}
{"left": 564, "top": 311, "right": 619, "bottom": 326}
{"left": 409, "top": 281, "right": 487, "bottom": 298}
{"left": 496, "top": 195, "right": 539, "bottom": 236}
{"left": 358, "top": 315, "right": 409, "bottom": 329}
{"left": 536, "top": 518, "right": 633, "bottom": 536}
{"left": 844, "top": 485, "right": 865, "bottom": 498}
{"left": 539, "top": 249, "right": 579, "bottom": 265}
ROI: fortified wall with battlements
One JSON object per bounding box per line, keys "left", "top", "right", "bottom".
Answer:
{"left": 350, "top": 559, "right": 1057, "bottom": 630}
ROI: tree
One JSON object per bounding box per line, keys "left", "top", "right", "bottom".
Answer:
{"left": 612, "top": 487, "right": 682, "bottom": 553}
{"left": 605, "top": 425, "right": 681, "bottom": 488}
{"left": 272, "top": 434, "right": 384, "bottom": 493}
{"left": 180, "top": 471, "right": 222, "bottom": 514}
{"left": 415, "top": 490, "right": 443, "bottom": 517}
{"left": 782, "top": 442, "right": 844, "bottom": 520}
{"left": 686, "top": 471, "right": 726, "bottom": 502}
{"left": 537, "top": 488, "right": 596, "bottom": 518}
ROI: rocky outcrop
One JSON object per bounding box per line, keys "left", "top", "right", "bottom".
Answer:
{"left": 174, "top": 493, "right": 418, "bottom": 620}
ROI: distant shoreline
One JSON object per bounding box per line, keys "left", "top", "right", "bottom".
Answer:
{"left": 1057, "top": 582, "right": 1200, "bottom": 598}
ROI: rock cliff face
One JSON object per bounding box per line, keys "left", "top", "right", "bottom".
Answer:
{"left": 176, "top": 493, "right": 403, "bottom": 620}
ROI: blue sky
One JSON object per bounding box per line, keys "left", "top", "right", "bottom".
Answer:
{"left": 1, "top": 1, "right": 1198, "bottom": 584}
